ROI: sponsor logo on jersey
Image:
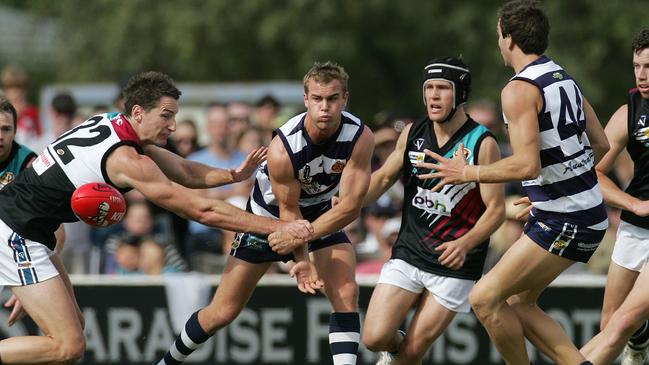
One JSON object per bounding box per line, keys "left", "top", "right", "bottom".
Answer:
{"left": 412, "top": 186, "right": 451, "bottom": 216}
{"left": 408, "top": 151, "right": 425, "bottom": 165}
{"left": 455, "top": 147, "right": 472, "bottom": 160}
{"left": 0, "top": 171, "right": 14, "bottom": 189}
{"left": 32, "top": 152, "right": 53, "bottom": 175}
{"left": 413, "top": 138, "right": 425, "bottom": 151}
{"left": 634, "top": 116, "right": 649, "bottom": 147}
{"left": 552, "top": 72, "right": 564, "bottom": 80}
{"left": 330, "top": 160, "right": 346, "bottom": 173}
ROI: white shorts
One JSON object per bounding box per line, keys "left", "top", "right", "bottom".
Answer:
{"left": 377, "top": 259, "right": 474, "bottom": 313}
{"left": 0, "top": 219, "right": 59, "bottom": 286}
{"left": 611, "top": 220, "right": 649, "bottom": 272}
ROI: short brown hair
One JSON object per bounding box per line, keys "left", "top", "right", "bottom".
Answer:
{"left": 122, "top": 71, "right": 181, "bottom": 117}
{"left": 632, "top": 28, "right": 649, "bottom": 54}
{"left": 0, "top": 97, "right": 17, "bottom": 129}
{"left": 498, "top": 0, "right": 550, "bottom": 55}
{"left": 303, "top": 61, "right": 349, "bottom": 94}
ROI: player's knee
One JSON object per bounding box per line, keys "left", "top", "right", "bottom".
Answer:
{"left": 328, "top": 281, "right": 359, "bottom": 310}
{"left": 469, "top": 282, "right": 499, "bottom": 320}
{"left": 361, "top": 329, "right": 392, "bottom": 352}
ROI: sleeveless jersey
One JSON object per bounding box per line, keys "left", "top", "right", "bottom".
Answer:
{"left": 0, "top": 141, "right": 36, "bottom": 190}
{"left": 621, "top": 89, "right": 649, "bottom": 229}
{"left": 509, "top": 56, "right": 607, "bottom": 230}
{"left": 0, "top": 113, "right": 142, "bottom": 249}
{"left": 247, "top": 111, "right": 363, "bottom": 223}
{"left": 393, "top": 117, "right": 492, "bottom": 280}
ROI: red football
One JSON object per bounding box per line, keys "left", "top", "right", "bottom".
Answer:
{"left": 71, "top": 182, "right": 126, "bottom": 227}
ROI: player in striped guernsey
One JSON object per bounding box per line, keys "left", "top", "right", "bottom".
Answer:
{"left": 360, "top": 57, "right": 505, "bottom": 365}
{"left": 0, "top": 72, "right": 313, "bottom": 365}
{"left": 156, "top": 62, "right": 374, "bottom": 365}
{"left": 580, "top": 28, "right": 649, "bottom": 365}
{"left": 416, "top": 1, "right": 609, "bottom": 365}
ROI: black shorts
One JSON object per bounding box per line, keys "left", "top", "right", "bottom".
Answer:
{"left": 230, "top": 231, "right": 350, "bottom": 263}
{"left": 524, "top": 214, "right": 606, "bottom": 263}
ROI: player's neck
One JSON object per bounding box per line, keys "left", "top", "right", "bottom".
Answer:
{"left": 510, "top": 51, "right": 543, "bottom": 74}
{"left": 432, "top": 110, "right": 467, "bottom": 145}
{"left": 304, "top": 116, "right": 339, "bottom": 144}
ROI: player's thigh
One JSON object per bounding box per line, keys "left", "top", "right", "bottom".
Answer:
{"left": 12, "top": 276, "right": 83, "bottom": 340}
{"left": 404, "top": 292, "right": 457, "bottom": 352}
{"left": 475, "top": 234, "right": 574, "bottom": 301}
{"left": 207, "top": 256, "right": 271, "bottom": 315}
{"left": 601, "top": 262, "right": 638, "bottom": 324}
{"left": 363, "top": 283, "right": 419, "bottom": 341}
{"left": 610, "top": 263, "right": 649, "bottom": 326}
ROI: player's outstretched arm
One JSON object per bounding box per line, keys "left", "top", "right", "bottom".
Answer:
{"left": 265, "top": 136, "right": 323, "bottom": 293}
{"left": 309, "top": 126, "right": 374, "bottom": 239}
{"left": 363, "top": 124, "right": 410, "bottom": 207}
{"left": 417, "top": 81, "right": 541, "bottom": 189}
{"left": 143, "top": 144, "right": 267, "bottom": 188}
{"left": 107, "top": 145, "right": 312, "bottom": 237}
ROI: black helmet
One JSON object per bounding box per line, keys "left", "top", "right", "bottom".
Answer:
{"left": 422, "top": 56, "right": 471, "bottom": 108}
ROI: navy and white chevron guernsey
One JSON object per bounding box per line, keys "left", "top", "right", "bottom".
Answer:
{"left": 509, "top": 56, "right": 607, "bottom": 230}
{"left": 247, "top": 111, "right": 363, "bottom": 222}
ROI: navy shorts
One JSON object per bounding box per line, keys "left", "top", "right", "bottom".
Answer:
{"left": 524, "top": 214, "right": 606, "bottom": 263}
{"left": 230, "top": 231, "right": 350, "bottom": 263}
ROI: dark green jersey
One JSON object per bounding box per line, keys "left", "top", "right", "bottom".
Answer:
{"left": 621, "top": 90, "right": 649, "bottom": 229}
{"left": 392, "top": 117, "right": 493, "bottom": 280}
{"left": 0, "top": 141, "right": 36, "bottom": 190}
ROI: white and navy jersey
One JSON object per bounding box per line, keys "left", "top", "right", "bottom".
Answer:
{"left": 507, "top": 56, "right": 607, "bottom": 230}
{"left": 247, "top": 111, "right": 364, "bottom": 223}
{"left": 0, "top": 113, "right": 142, "bottom": 249}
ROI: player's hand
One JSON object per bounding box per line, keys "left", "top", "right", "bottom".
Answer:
{"left": 269, "top": 230, "right": 307, "bottom": 255}
{"left": 513, "top": 196, "right": 533, "bottom": 222}
{"left": 416, "top": 144, "right": 469, "bottom": 193}
{"left": 229, "top": 146, "right": 268, "bottom": 182}
{"left": 4, "top": 294, "right": 26, "bottom": 326}
{"left": 629, "top": 199, "right": 649, "bottom": 217}
{"left": 435, "top": 239, "right": 468, "bottom": 270}
{"left": 289, "top": 261, "right": 324, "bottom": 294}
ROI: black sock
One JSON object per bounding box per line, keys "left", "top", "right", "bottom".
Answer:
{"left": 629, "top": 320, "right": 649, "bottom": 347}
{"left": 155, "top": 311, "right": 211, "bottom": 365}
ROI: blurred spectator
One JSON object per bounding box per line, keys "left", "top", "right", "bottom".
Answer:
{"left": 110, "top": 234, "right": 141, "bottom": 275}
{"left": 465, "top": 99, "right": 506, "bottom": 139}
{"left": 236, "top": 125, "right": 266, "bottom": 154}
{"left": 372, "top": 125, "right": 399, "bottom": 171}
{"left": 226, "top": 101, "right": 252, "bottom": 147}
{"left": 171, "top": 119, "right": 200, "bottom": 157}
{"left": 356, "top": 217, "right": 401, "bottom": 274}
{"left": 186, "top": 103, "right": 247, "bottom": 267}
{"left": 355, "top": 202, "right": 398, "bottom": 260}
{"left": 0, "top": 65, "right": 41, "bottom": 151}
{"left": 139, "top": 238, "right": 181, "bottom": 275}
{"left": 251, "top": 94, "right": 281, "bottom": 142}
{"left": 41, "top": 92, "right": 78, "bottom": 150}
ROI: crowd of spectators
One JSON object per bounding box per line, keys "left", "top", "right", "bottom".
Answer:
{"left": 0, "top": 63, "right": 629, "bottom": 278}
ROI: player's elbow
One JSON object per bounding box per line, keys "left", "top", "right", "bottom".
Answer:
{"left": 520, "top": 161, "right": 540, "bottom": 180}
